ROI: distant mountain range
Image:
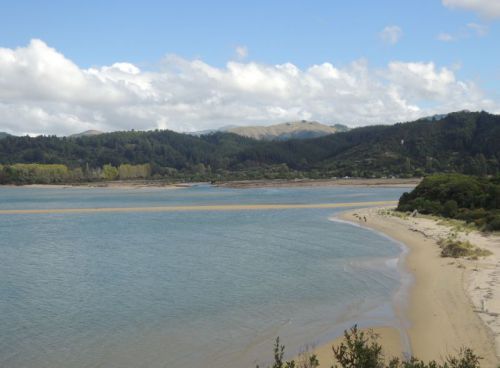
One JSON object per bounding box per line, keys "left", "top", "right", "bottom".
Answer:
{"left": 224, "top": 121, "right": 349, "bottom": 140}
{"left": 68, "top": 121, "right": 349, "bottom": 141}
{"left": 0, "top": 132, "right": 11, "bottom": 140}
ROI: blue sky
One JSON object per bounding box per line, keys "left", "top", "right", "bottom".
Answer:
{"left": 0, "top": 0, "right": 499, "bottom": 135}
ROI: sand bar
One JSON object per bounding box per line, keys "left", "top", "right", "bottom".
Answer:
{"left": 2, "top": 178, "right": 420, "bottom": 189}
{"left": 217, "top": 178, "right": 421, "bottom": 189}
{"left": 0, "top": 200, "right": 398, "bottom": 215}
{"left": 4, "top": 181, "right": 191, "bottom": 190}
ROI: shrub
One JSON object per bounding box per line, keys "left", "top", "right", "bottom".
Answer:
{"left": 443, "top": 200, "right": 458, "bottom": 217}
{"left": 332, "top": 325, "right": 385, "bottom": 368}
{"left": 438, "top": 239, "right": 492, "bottom": 259}
{"left": 260, "top": 326, "right": 483, "bottom": 368}
{"left": 485, "top": 215, "right": 500, "bottom": 231}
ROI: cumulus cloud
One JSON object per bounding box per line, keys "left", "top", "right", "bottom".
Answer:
{"left": 0, "top": 39, "right": 498, "bottom": 136}
{"left": 379, "top": 26, "right": 403, "bottom": 45}
{"left": 442, "top": 0, "right": 500, "bottom": 18}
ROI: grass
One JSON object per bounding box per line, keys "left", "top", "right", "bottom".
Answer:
{"left": 378, "top": 209, "right": 409, "bottom": 219}
{"left": 435, "top": 217, "right": 476, "bottom": 234}
{"left": 386, "top": 209, "right": 478, "bottom": 234}
{"left": 437, "top": 238, "right": 492, "bottom": 260}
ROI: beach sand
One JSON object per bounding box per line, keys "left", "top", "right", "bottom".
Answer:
{"left": 309, "top": 207, "right": 499, "bottom": 367}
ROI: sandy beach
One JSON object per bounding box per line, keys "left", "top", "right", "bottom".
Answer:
{"left": 310, "top": 207, "right": 499, "bottom": 367}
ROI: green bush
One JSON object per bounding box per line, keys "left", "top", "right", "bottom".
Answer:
{"left": 443, "top": 200, "right": 458, "bottom": 217}
{"left": 260, "top": 326, "right": 482, "bottom": 368}
{"left": 438, "top": 239, "right": 492, "bottom": 259}
{"left": 485, "top": 215, "right": 500, "bottom": 231}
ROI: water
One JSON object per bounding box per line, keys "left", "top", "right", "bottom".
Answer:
{"left": 0, "top": 185, "right": 411, "bottom": 367}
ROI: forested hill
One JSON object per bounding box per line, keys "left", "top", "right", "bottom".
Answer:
{"left": 0, "top": 111, "right": 499, "bottom": 183}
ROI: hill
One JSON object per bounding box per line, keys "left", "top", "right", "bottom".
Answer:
{"left": 226, "top": 120, "right": 348, "bottom": 140}
{"left": 0, "top": 111, "right": 499, "bottom": 183}
{"left": 0, "top": 132, "right": 11, "bottom": 140}
{"left": 69, "top": 130, "right": 104, "bottom": 138}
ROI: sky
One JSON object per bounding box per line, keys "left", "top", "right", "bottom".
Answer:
{"left": 0, "top": 0, "right": 499, "bottom": 136}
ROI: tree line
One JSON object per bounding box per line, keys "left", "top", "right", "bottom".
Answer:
{"left": 0, "top": 163, "right": 151, "bottom": 184}
{"left": 397, "top": 174, "right": 500, "bottom": 231}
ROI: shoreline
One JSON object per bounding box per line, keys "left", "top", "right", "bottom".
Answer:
{"left": 311, "top": 207, "right": 498, "bottom": 367}
{"left": 0, "top": 177, "right": 421, "bottom": 190}
{"left": 217, "top": 178, "right": 421, "bottom": 189}
{"left": 1, "top": 181, "right": 195, "bottom": 190}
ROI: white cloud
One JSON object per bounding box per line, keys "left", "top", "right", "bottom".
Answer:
{"left": 442, "top": 0, "right": 500, "bottom": 18}
{"left": 466, "top": 22, "right": 488, "bottom": 36}
{"left": 379, "top": 26, "right": 403, "bottom": 45}
{"left": 437, "top": 32, "right": 456, "bottom": 42}
{"left": 0, "top": 39, "right": 498, "bottom": 136}
{"left": 235, "top": 45, "right": 248, "bottom": 60}
{"left": 437, "top": 22, "right": 487, "bottom": 42}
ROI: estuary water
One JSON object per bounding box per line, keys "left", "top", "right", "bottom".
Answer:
{"left": 0, "top": 185, "right": 411, "bottom": 368}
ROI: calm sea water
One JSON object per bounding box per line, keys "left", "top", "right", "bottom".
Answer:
{"left": 0, "top": 185, "right": 411, "bottom": 368}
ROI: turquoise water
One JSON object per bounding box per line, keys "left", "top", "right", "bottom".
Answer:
{"left": 0, "top": 185, "right": 410, "bottom": 367}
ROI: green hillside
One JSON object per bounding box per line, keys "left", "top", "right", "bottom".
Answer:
{"left": 0, "top": 111, "right": 499, "bottom": 183}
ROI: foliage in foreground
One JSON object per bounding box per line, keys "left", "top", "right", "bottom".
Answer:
{"left": 397, "top": 174, "right": 500, "bottom": 231}
{"left": 259, "top": 326, "right": 482, "bottom": 368}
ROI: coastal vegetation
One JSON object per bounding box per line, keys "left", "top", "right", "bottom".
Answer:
{"left": 261, "top": 326, "right": 482, "bottom": 368}
{"left": 397, "top": 173, "right": 500, "bottom": 231}
{"left": 438, "top": 238, "right": 492, "bottom": 259}
{"left": 0, "top": 111, "right": 499, "bottom": 184}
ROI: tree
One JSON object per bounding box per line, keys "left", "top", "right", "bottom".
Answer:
{"left": 102, "top": 164, "right": 118, "bottom": 180}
